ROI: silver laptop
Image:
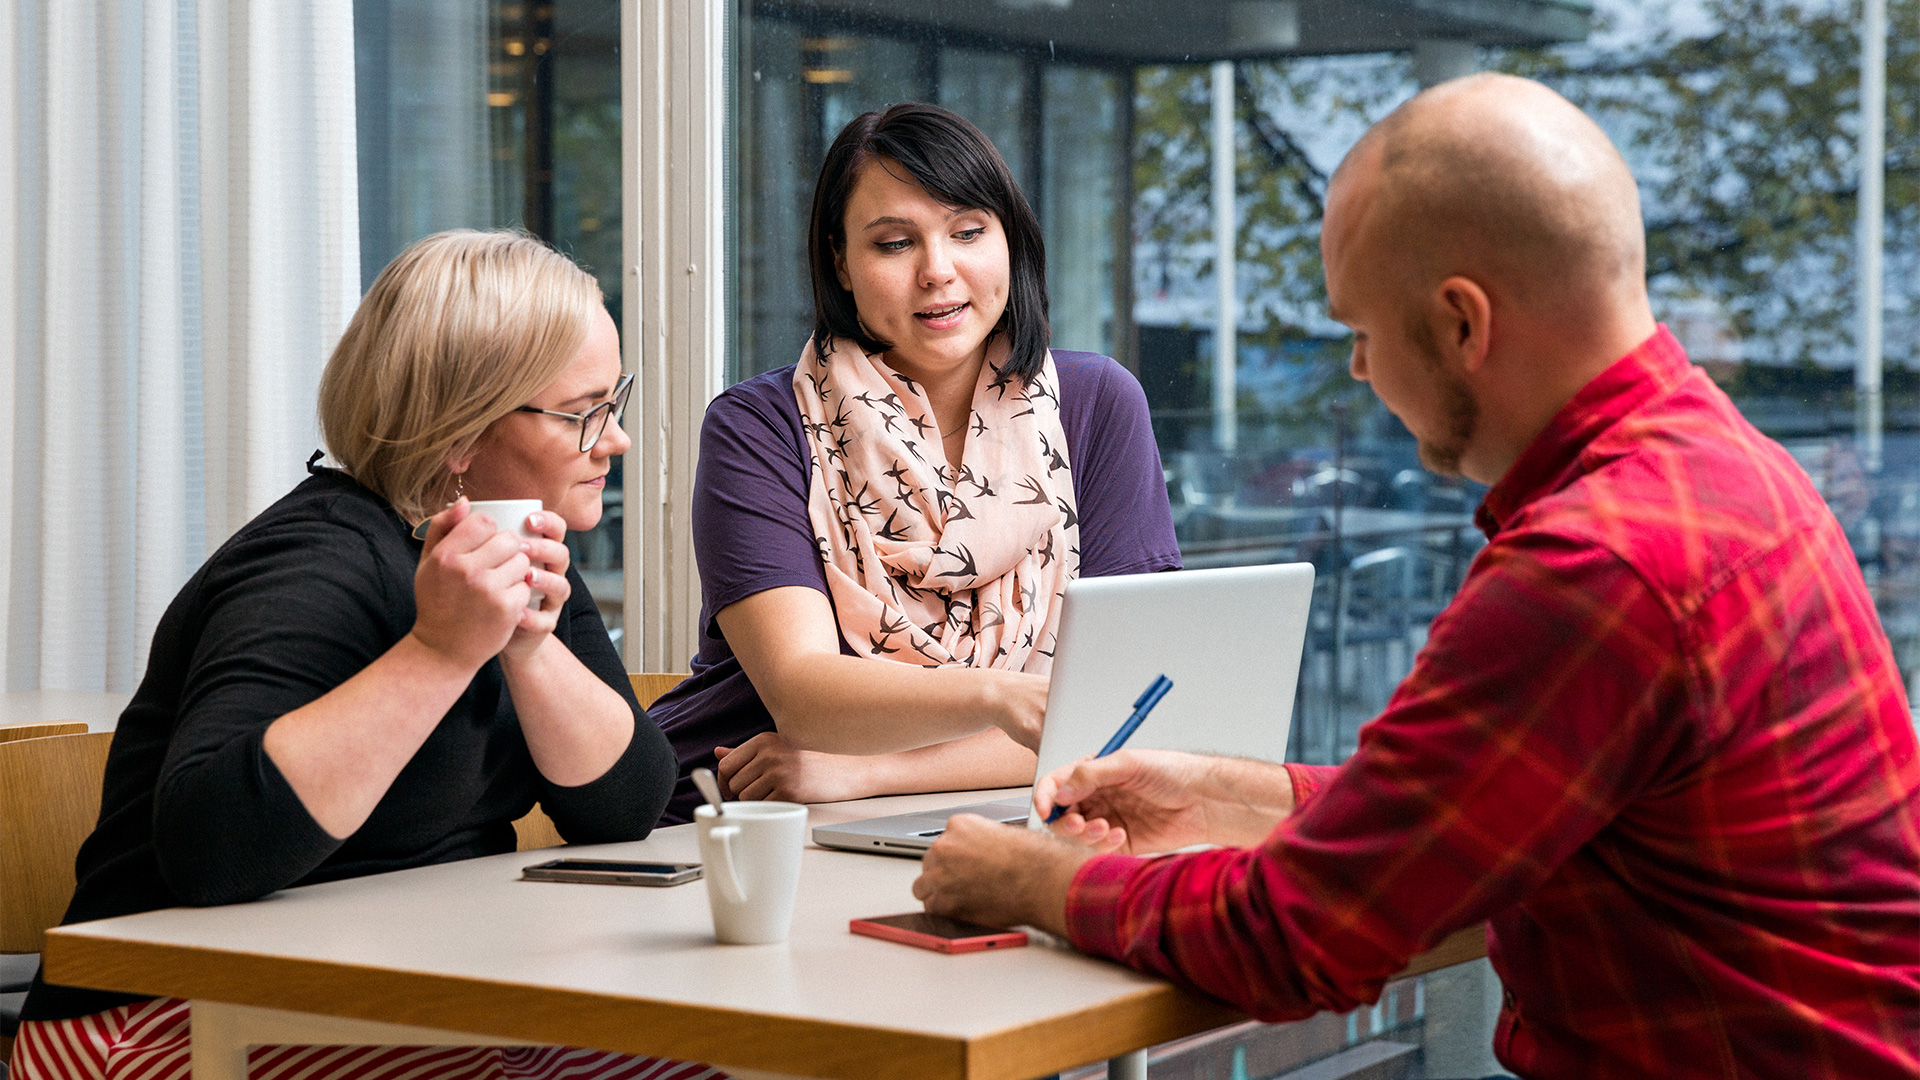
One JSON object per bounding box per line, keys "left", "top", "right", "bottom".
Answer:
{"left": 812, "top": 562, "right": 1316, "bottom": 856}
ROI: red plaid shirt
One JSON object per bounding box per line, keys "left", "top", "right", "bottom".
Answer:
{"left": 1066, "top": 328, "right": 1920, "bottom": 1079}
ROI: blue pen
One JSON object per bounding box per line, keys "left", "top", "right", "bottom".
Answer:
{"left": 1045, "top": 674, "right": 1173, "bottom": 824}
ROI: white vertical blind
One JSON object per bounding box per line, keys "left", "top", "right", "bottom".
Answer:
{"left": 200, "top": 0, "right": 362, "bottom": 536}
{"left": 0, "top": 0, "right": 359, "bottom": 692}
{"left": 0, "top": 0, "right": 19, "bottom": 693}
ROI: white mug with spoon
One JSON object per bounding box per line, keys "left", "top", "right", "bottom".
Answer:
{"left": 691, "top": 768, "right": 806, "bottom": 945}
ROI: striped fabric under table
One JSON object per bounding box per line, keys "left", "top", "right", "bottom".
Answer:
{"left": 8, "top": 999, "right": 728, "bottom": 1080}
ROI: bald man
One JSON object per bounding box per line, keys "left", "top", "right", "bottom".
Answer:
{"left": 913, "top": 75, "right": 1920, "bottom": 1079}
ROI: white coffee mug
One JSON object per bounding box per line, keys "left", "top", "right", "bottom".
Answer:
{"left": 695, "top": 802, "right": 807, "bottom": 945}
{"left": 466, "top": 499, "right": 545, "bottom": 609}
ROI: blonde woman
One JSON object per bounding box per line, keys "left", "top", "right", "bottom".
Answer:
{"left": 10, "top": 231, "right": 716, "bottom": 1080}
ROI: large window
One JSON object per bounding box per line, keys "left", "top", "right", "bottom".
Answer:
{"left": 727, "top": 0, "right": 1920, "bottom": 761}
{"left": 354, "top": 0, "right": 627, "bottom": 638}
{"left": 724, "top": 1, "right": 1917, "bottom": 1072}
{"left": 727, "top": 4, "right": 1554, "bottom": 774}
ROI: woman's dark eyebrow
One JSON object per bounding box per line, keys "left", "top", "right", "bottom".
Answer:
{"left": 863, "top": 207, "right": 985, "bottom": 230}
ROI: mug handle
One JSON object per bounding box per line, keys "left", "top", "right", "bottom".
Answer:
{"left": 707, "top": 824, "right": 747, "bottom": 904}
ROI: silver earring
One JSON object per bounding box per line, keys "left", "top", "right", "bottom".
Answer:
{"left": 453, "top": 471, "right": 466, "bottom": 502}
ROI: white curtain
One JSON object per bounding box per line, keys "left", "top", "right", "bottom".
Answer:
{"left": 0, "top": 0, "right": 359, "bottom": 692}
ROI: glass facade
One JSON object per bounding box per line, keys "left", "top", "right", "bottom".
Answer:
{"left": 353, "top": 0, "right": 627, "bottom": 639}
{"left": 721, "top": 0, "right": 1918, "bottom": 1073}
{"left": 725, "top": 5, "right": 1519, "bottom": 774}
{"left": 730, "top": 18, "right": 1128, "bottom": 380}
{"left": 723, "top": 0, "right": 1920, "bottom": 769}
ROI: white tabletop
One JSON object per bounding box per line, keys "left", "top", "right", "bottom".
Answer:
{"left": 1, "top": 690, "right": 130, "bottom": 732}
{"left": 44, "top": 790, "right": 1245, "bottom": 1080}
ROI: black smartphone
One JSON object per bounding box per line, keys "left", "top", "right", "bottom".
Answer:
{"left": 519, "top": 858, "right": 703, "bottom": 886}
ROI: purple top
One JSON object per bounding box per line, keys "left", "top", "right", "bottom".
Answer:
{"left": 651, "top": 350, "right": 1181, "bottom": 823}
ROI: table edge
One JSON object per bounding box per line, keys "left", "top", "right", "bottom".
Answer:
{"left": 43, "top": 930, "right": 1243, "bottom": 1080}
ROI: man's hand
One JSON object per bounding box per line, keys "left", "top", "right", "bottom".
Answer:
{"left": 1038, "top": 749, "right": 1296, "bottom": 854}
{"left": 912, "top": 814, "right": 1094, "bottom": 937}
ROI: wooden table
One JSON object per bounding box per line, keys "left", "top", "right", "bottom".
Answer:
{"left": 1, "top": 690, "right": 130, "bottom": 732}
{"left": 43, "top": 790, "right": 1484, "bottom": 1080}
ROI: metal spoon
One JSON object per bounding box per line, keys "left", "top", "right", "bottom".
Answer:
{"left": 691, "top": 767, "right": 727, "bottom": 815}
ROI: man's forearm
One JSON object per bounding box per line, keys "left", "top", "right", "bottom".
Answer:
{"left": 1205, "top": 757, "right": 1303, "bottom": 847}
{"left": 1011, "top": 835, "right": 1092, "bottom": 937}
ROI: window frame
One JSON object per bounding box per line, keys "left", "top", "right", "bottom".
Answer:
{"left": 620, "top": 0, "right": 729, "bottom": 671}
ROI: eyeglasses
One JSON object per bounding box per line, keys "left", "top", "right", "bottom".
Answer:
{"left": 515, "top": 372, "right": 635, "bottom": 452}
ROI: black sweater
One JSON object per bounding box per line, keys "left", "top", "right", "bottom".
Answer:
{"left": 23, "top": 463, "right": 676, "bottom": 1022}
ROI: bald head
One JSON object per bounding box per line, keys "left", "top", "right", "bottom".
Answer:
{"left": 1329, "top": 73, "right": 1646, "bottom": 317}
{"left": 1323, "top": 74, "right": 1659, "bottom": 485}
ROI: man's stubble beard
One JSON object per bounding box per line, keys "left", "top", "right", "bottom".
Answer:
{"left": 1405, "top": 312, "right": 1479, "bottom": 478}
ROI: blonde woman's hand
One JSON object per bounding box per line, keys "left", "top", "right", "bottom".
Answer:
{"left": 410, "top": 499, "right": 534, "bottom": 671}
{"left": 500, "top": 509, "right": 571, "bottom": 663}
{"left": 714, "top": 732, "right": 877, "bottom": 804}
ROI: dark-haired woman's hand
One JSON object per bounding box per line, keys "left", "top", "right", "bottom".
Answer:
{"left": 501, "top": 510, "right": 571, "bottom": 663}
{"left": 410, "top": 499, "right": 535, "bottom": 671}
{"left": 982, "top": 669, "right": 1050, "bottom": 751}
{"left": 714, "top": 732, "right": 878, "bottom": 804}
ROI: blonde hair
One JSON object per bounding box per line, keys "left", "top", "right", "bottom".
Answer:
{"left": 319, "top": 230, "right": 605, "bottom": 523}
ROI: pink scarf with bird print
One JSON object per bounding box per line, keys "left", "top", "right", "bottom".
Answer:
{"left": 793, "top": 336, "right": 1080, "bottom": 673}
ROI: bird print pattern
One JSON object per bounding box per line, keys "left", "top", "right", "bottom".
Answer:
{"left": 793, "top": 335, "right": 1081, "bottom": 674}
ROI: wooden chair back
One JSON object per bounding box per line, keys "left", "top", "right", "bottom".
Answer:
{"left": 511, "top": 673, "right": 690, "bottom": 852}
{"left": 626, "top": 673, "right": 689, "bottom": 711}
{"left": 0, "top": 722, "right": 88, "bottom": 745}
{"left": 0, "top": 731, "right": 113, "bottom": 953}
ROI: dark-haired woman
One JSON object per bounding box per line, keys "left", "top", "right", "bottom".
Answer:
{"left": 649, "top": 104, "right": 1178, "bottom": 821}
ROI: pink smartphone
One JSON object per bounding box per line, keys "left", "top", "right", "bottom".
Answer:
{"left": 849, "top": 912, "right": 1030, "bottom": 954}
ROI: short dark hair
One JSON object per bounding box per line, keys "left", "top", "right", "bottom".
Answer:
{"left": 807, "top": 102, "right": 1051, "bottom": 385}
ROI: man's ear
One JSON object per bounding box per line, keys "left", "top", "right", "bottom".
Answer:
{"left": 1432, "top": 275, "right": 1493, "bottom": 373}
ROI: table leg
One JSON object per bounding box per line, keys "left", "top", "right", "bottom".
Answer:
{"left": 1107, "top": 1049, "right": 1148, "bottom": 1080}
{"left": 187, "top": 1001, "right": 255, "bottom": 1080}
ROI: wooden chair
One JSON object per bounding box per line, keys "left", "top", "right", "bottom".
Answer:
{"left": 0, "top": 684, "right": 688, "bottom": 1064}
{"left": 510, "top": 673, "right": 690, "bottom": 851}
{"left": 0, "top": 722, "right": 88, "bottom": 745}
{"left": 0, "top": 728, "right": 115, "bottom": 1062}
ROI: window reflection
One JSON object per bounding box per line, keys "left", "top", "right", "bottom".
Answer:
{"left": 354, "top": 0, "right": 626, "bottom": 639}
{"left": 727, "top": 3, "right": 1531, "bottom": 773}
